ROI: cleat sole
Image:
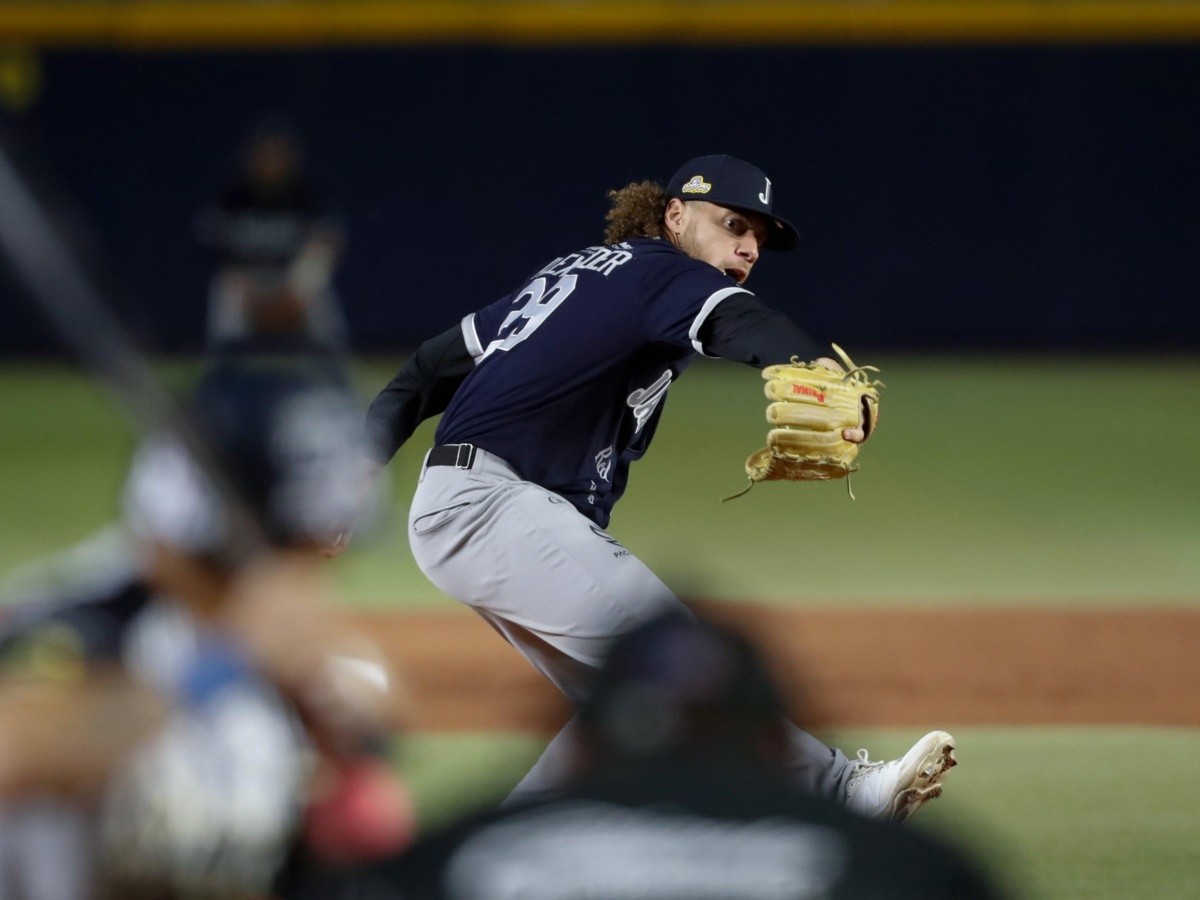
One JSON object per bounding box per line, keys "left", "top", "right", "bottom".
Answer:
{"left": 893, "top": 734, "right": 956, "bottom": 822}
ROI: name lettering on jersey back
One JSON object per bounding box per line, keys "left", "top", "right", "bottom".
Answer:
{"left": 535, "top": 245, "right": 633, "bottom": 279}
{"left": 627, "top": 370, "right": 673, "bottom": 434}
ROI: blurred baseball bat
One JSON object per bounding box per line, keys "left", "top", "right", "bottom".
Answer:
{"left": 0, "top": 133, "right": 267, "bottom": 562}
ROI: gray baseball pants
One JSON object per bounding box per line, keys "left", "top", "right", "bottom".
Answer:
{"left": 407, "top": 446, "right": 855, "bottom": 804}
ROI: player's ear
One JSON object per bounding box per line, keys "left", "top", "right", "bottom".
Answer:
{"left": 663, "top": 198, "right": 687, "bottom": 240}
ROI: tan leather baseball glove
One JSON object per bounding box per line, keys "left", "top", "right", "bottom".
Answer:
{"left": 727, "top": 344, "right": 883, "bottom": 500}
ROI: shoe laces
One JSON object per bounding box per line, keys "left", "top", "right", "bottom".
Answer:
{"left": 853, "top": 748, "right": 887, "bottom": 770}
{"left": 847, "top": 748, "right": 887, "bottom": 788}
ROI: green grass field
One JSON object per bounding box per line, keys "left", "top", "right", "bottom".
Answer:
{"left": 2, "top": 355, "right": 1198, "bottom": 898}
{"left": 4, "top": 354, "right": 1199, "bottom": 607}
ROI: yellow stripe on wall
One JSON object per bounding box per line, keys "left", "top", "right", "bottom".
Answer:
{"left": 3, "top": 2, "right": 1200, "bottom": 48}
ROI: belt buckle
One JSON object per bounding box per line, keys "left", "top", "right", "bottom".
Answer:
{"left": 454, "top": 443, "right": 475, "bottom": 469}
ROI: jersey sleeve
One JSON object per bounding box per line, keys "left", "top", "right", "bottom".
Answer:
{"left": 363, "top": 325, "right": 474, "bottom": 463}
{"left": 363, "top": 292, "right": 515, "bottom": 462}
{"left": 639, "top": 255, "right": 754, "bottom": 357}
{"left": 464, "top": 292, "right": 518, "bottom": 359}
{"left": 697, "top": 292, "right": 824, "bottom": 367}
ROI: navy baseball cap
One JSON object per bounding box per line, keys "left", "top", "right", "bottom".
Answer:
{"left": 666, "top": 155, "right": 800, "bottom": 252}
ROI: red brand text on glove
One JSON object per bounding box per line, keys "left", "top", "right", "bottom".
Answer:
{"left": 791, "top": 385, "right": 825, "bottom": 403}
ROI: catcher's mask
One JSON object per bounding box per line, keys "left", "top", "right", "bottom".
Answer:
{"left": 666, "top": 155, "right": 800, "bottom": 251}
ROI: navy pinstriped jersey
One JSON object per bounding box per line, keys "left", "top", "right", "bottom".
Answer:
{"left": 435, "top": 238, "right": 751, "bottom": 527}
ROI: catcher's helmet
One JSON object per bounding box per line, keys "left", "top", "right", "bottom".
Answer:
{"left": 577, "top": 613, "right": 789, "bottom": 762}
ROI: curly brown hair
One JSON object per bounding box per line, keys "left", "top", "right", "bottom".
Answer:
{"left": 603, "top": 180, "right": 669, "bottom": 244}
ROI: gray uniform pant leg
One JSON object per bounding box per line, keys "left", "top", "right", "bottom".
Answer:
{"left": 407, "top": 449, "right": 852, "bottom": 802}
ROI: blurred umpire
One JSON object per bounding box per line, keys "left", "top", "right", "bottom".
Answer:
{"left": 0, "top": 356, "right": 412, "bottom": 899}
{"left": 325, "top": 613, "right": 1003, "bottom": 900}
{"left": 195, "top": 117, "right": 349, "bottom": 352}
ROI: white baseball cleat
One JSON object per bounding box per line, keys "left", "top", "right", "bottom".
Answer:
{"left": 844, "top": 730, "right": 957, "bottom": 823}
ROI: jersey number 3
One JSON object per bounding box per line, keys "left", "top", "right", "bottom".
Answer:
{"left": 480, "top": 274, "right": 577, "bottom": 360}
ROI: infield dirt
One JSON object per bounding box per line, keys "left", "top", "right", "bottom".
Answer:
{"left": 353, "top": 605, "right": 1200, "bottom": 733}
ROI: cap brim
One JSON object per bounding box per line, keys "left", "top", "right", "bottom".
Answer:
{"left": 764, "top": 216, "right": 800, "bottom": 252}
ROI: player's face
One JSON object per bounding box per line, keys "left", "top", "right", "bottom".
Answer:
{"left": 668, "top": 200, "right": 768, "bottom": 285}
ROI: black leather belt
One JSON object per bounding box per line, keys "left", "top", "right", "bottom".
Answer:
{"left": 426, "top": 443, "right": 477, "bottom": 469}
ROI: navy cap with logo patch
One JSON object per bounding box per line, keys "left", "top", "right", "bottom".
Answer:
{"left": 666, "top": 155, "right": 800, "bottom": 252}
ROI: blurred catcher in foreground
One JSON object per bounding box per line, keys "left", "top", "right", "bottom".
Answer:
{"left": 0, "top": 361, "right": 412, "bottom": 899}
{"left": 312, "top": 614, "right": 1002, "bottom": 899}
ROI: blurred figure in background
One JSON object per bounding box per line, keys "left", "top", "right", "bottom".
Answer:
{"left": 196, "top": 116, "right": 348, "bottom": 351}
{"left": 0, "top": 363, "right": 410, "bottom": 899}
{"left": 327, "top": 613, "right": 1002, "bottom": 899}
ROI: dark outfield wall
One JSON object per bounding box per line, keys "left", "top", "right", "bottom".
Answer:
{"left": 2, "top": 44, "right": 1199, "bottom": 353}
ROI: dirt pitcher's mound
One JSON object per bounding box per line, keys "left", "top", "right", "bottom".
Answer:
{"left": 353, "top": 604, "right": 1200, "bottom": 733}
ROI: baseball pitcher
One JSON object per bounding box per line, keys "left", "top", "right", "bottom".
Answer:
{"left": 342, "top": 156, "right": 955, "bottom": 822}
